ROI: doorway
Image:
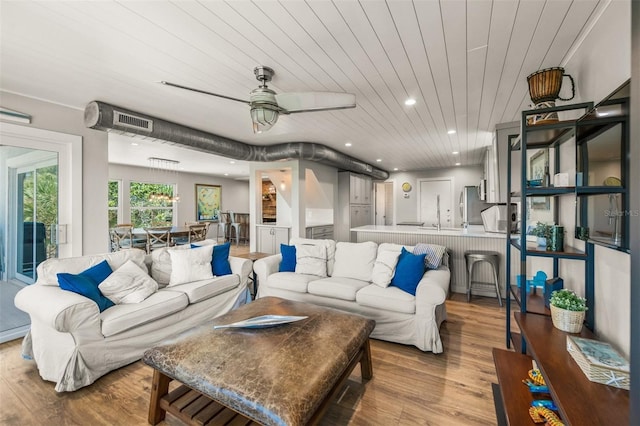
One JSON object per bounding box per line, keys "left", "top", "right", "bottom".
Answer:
{"left": 417, "top": 178, "right": 454, "bottom": 228}
{"left": 0, "top": 123, "right": 82, "bottom": 343}
{"left": 374, "top": 182, "right": 393, "bottom": 225}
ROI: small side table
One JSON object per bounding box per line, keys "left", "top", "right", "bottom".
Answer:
{"left": 234, "top": 252, "right": 271, "bottom": 298}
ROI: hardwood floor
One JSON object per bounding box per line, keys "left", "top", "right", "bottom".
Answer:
{"left": 0, "top": 293, "right": 510, "bottom": 426}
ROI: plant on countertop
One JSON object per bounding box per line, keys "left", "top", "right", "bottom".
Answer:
{"left": 530, "top": 222, "right": 553, "bottom": 240}
{"left": 550, "top": 289, "right": 587, "bottom": 311}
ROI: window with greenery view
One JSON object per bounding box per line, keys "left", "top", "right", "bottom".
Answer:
{"left": 108, "top": 180, "right": 121, "bottom": 228}
{"left": 130, "top": 182, "right": 175, "bottom": 228}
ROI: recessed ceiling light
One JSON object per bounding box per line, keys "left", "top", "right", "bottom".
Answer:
{"left": 452, "top": 151, "right": 459, "bottom": 155}
{"left": 376, "top": 159, "right": 382, "bottom": 162}
{"left": 448, "top": 130, "right": 456, "bottom": 135}
{"left": 455, "top": 162, "right": 461, "bottom": 166}
{"left": 224, "top": 173, "right": 229, "bottom": 176}
{"left": 404, "top": 98, "right": 416, "bottom": 106}
{"left": 345, "top": 142, "right": 352, "bottom": 147}
{"left": 229, "top": 161, "right": 236, "bottom": 164}
{"left": 180, "top": 167, "right": 185, "bottom": 170}
{"left": 393, "top": 168, "right": 398, "bottom": 171}
{"left": 131, "top": 142, "right": 139, "bottom": 146}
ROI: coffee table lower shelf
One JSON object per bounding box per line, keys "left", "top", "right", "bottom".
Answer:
{"left": 159, "top": 383, "right": 258, "bottom": 426}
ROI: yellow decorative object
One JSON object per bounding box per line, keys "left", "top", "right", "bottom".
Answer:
{"left": 528, "top": 407, "right": 564, "bottom": 425}
{"left": 528, "top": 369, "right": 546, "bottom": 386}
{"left": 401, "top": 182, "right": 412, "bottom": 192}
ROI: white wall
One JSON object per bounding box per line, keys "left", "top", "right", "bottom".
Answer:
{"left": 305, "top": 163, "right": 336, "bottom": 225}
{"left": 559, "top": 0, "right": 631, "bottom": 357}
{"left": 389, "top": 165, "right": 483, "bottom": 227}
{"left": 0, "top": 91, "right": 108, "bottom": 255}
{"left": 108, "top": 163, "right": 249, "bottom": 232}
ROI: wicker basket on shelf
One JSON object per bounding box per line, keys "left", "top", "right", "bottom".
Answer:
{"left": 550, "top": 305, "right": 585, "bottom": 333}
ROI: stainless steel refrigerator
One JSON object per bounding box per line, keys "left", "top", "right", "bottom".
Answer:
{"left": 459, "top": 185, "right": 493, "bottom": 225}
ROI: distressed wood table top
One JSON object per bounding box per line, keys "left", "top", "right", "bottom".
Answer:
{"left": 143, "top": 297, "right": 375, "bottom": 426}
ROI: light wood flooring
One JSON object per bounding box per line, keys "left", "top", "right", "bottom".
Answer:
{"left": 0, "top": 244, "right": 511, "bottom": 425}
{"left": 0, "top": 289, "right": 510, "bottom": 426}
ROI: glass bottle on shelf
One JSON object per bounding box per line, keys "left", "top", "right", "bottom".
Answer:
{"left": 543, "top": 163, "right": 550, "bottom": 187}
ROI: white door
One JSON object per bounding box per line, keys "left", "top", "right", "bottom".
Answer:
{"left": 418, "top": 179, "right": 454, "bottom": 228}
{"left": 1, "top": 124, "right": 81, "bottom": 265}
{"left": 375, "top": 182, "right": 386, "bottom": 225}
{"left": 374, "top": 182, "right": 394, "bottom": 225}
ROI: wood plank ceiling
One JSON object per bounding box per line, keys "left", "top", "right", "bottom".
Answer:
{"left": 0, "top": 0, "right": 604, "bottom": 177}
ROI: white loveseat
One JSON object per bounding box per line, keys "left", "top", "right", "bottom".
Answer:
{"left": 254, "top": 239, "right": 450, "bottom": 353}
{"left": 14, "top": 241, "right": 252, "bottom": 392}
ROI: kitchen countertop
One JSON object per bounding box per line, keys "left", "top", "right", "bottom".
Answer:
{"left": 305, "top": 222, "right": 334, "bottom": 228}
{"left": 351, "top": 224, "right": 509, "bottom": 238}
{"left": 256, "top": 223, "right": 291, "bottom": 228}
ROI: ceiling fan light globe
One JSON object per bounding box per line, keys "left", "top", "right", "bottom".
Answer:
{"left": 251, "top": 106, "right": 278, "bottom": 133}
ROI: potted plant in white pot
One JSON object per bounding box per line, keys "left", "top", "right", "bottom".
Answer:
{"left": 530, "top": 222, "right": 553, "bottom": 249}
{"left": 549, "top": 289, "right": 587, "bottom": 333}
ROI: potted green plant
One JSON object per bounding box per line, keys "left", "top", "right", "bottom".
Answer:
{"left": 530, "top": 222, "right": 553, "bottom": 249}
{"left": 549, "top": 289, "right": 587, "bottom": 333}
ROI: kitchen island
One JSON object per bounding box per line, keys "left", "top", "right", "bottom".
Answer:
{"left": 352, "top": 225, "right": 508, "bottom": 296}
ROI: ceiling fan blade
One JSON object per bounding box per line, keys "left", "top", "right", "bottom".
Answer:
{"left": 160, "top": 81, "right": 250, "bottom": 105}
{"left": 275, "top": 92, "right": 356, "bottom": 114}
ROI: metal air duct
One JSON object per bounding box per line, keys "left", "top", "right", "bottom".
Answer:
{"left": 84, "top": 101, "right": 389, "bottom": 180}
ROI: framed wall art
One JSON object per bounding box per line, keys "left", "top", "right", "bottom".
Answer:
{"left": 195, "top": 184, "right": 221, "bottom": 221}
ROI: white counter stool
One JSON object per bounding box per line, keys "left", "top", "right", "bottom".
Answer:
{"left": 216, "top": 213, "right": 229, "bottom": 243}
{"left": 228, "top": 211, "right": 241, "bottom": 246}
{"left": 464, "top": 250, "right": 502, "bottom": 306}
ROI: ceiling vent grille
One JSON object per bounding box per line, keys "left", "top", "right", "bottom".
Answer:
{"left": 113, "top": 110, "right": 153, "bottom": 132}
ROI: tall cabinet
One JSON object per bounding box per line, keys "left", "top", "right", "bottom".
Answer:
{"left": 335, "top": 172, "right": 373, "bottom": 242}
{"left": 494, "top": 99, "right": 630, "bottom": 425}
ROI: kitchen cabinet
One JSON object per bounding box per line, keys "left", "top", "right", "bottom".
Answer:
{"left": 349, "top": 173, "right": 372, "bottom": 204}
{"left": 256, "top": 226, "right": 289, "bottom": 254}
{"left": 305, "top": 224, "right": 333, "bottom": 239}
{"left": 335, "top": 172, "right": 373, "bottom": 242}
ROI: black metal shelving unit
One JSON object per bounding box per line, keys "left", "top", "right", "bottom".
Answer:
{"left": 505, "top": 102, "right": 595, "bottom": 354}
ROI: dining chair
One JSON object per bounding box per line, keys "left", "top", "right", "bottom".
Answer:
{"left": 109, "top": 225, "right": 146, "bottom": 252}
{"left": 172, "top": 223, "right": 207, "bottom": 246}
{"left": 144, "top": 226, "right": 172, "bottom": 253}
{"left": 201, "top": 221, "right": 212, "bottom": 239}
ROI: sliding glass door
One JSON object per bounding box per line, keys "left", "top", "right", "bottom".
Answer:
{"left": 15, "top": 157, "right": 58, "bottom": 282}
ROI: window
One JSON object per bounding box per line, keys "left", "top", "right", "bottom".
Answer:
{"left": 129, "top": 182, "right": 176, "bottom": 228}
{"left": 108, "top": 180, "right": 121, "bottom": 227}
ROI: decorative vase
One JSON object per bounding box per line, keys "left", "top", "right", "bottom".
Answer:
{"left": 537, "top": 237, "right": 547, "bottom": 248}
{"left": 550, "top": 305, "right": 585, "bottom": 333}
{"left": 526, "top": 67, "right": 575, "bottom": 125}
{"left": 549, "top": 226, "right": 564, "bottom": 251}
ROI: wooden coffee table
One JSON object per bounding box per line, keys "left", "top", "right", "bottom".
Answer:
{"left": 143, "top": 297, "right": 375, "bottom": 425}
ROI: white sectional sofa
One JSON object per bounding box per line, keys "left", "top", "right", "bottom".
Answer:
{"left": 254, "top": 238, "right": 450, "bottom": 353}
{"left": 14, "top": 241, "right": 252, "bottom": 392}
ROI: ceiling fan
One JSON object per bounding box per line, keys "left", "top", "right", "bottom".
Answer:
{"left": 160, "top": 66, "right": 356, "bottom": 133}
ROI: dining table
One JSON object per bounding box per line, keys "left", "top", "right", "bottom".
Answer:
{"left": 132, "top": 226, "right": 191, "bottom": 239}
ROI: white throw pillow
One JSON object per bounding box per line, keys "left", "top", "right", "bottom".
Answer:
{"left": 167, "top": 245, "right": 214, "bottom": 286}
{"left": 295, "top": 244, "right": 328, "bottom": 277}
{"left": 371, "top": 250, "right": 401, "bottom": 287}
{"left": 290, "top": 238, "right": 336, "bottom": 276}
{"left": 332, "top": 241, "right": 378, "bottom": 282}
{"left": 98, "top": 260, "right": 159, "bottom": 304}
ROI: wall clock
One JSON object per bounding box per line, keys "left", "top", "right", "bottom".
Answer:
{"left": 402, "top": 182, "right": 412, "bottom": 192}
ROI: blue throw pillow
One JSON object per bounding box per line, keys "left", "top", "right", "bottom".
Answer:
{"left": 391, "top": 247, "right": 426, "bottom": 296}
{"left": 279, "top": 244, "right": 296, "bottom": 272}
{"left": 81, "top": 260, "right": 113, "bottom": 285}
{"left": 212, "top": 242, "right": 232, "bottom": 276}
{"left": 58, "top": 273, "right": 115, "bottom": 312}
